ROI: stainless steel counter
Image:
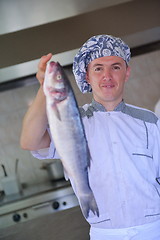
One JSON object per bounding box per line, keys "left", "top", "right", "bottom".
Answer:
{"left": 0, "top": 179, "right": 69, "bottom": 206}
{"left": 0, "top": 180, "right": 79, "bottom": 229}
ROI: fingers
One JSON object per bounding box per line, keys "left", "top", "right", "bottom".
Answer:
{"left": 38, "top": 53, "right": 53, "bottom": 71}
{"left": 36, "top": 53, "right": 53, "bottom": 85}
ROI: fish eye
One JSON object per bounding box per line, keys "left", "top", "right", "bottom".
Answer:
{"left": 57, "top": 74, "right": 62, "bottom": 80}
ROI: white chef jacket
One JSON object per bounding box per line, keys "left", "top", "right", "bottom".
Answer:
{"left": 31, "top": 100, "right": 160, "bottom": 229}
{"left": 90, "top": 218, "right": 160, "bottom": 240}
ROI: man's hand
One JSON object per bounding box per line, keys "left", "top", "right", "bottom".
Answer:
{"left": 20, "top": 53, "right": 53, "bottom": 150}
{"left": 36, "top": 53, "right": 52, "bottom": 86}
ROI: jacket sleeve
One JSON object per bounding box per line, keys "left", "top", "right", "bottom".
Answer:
{"left": 31, "top": 127, "right": 60, "bottom": 160}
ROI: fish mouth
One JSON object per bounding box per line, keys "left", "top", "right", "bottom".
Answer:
{"left": 54, "top": 89, "right": 67, "bottom": 101}
{"left": 49, "top": 61, "right": 58, "bottom": 73}
{"left": 48, "top": 87, "right": 67, "bottom": 101}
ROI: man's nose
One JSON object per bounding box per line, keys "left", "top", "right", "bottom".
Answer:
{"left": 103, "top": 69, "right": 112, "bottom": 81}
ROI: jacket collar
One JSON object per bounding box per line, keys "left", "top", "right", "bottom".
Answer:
{"left": 92, "top": 99, "right": 126, "bottom": 112}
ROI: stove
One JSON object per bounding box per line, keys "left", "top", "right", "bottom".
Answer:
{"left": 0, "top": 180, "right": 79, "bottom": 229}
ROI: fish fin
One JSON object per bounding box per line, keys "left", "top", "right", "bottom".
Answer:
{"left": 51, "top": 103, "right": 61, "bottom": 121}
{"left": 60, "top": 160, "right": 70, "bottom": 181}
{"left": 57, "top": 159, "right": 69, "bottom": 180}
{"left": 79, "top": 191, "right": 99, "bottom": 219}
{"left": 63, "top": 168, "right": 69, "bottom": 181}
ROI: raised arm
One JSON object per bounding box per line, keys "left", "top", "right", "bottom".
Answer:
{"left": 20, "top": 53, "right": 52, "bottom": 150}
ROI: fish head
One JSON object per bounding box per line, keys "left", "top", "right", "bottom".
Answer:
{"left": 44, "top": 61, "right": 68, "bottom": 102}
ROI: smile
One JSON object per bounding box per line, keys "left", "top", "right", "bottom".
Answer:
{"left": 101, "top": 84, "right": 114, "bottom": 88}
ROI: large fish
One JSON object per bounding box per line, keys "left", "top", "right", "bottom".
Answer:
{"left": 43, "top": 61, "right": 99, "bottom": 218}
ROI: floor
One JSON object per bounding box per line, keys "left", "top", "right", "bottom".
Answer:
{"left": 0, "top": 206, "right": 90, "bottom": 240}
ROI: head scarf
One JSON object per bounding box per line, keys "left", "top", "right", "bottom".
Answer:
{"left": 72, "top": 34, "right": 131, "bottom": 93}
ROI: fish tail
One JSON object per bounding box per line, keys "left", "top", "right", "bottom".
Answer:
{"left": 79, "top": 191, "right": 99, "bottom": 219}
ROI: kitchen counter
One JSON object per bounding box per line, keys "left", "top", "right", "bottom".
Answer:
{"left": 0, "top": 180, "right": 79, "bottom": 229}
{"left": 0, "top": 179, "right": 69, "bottom": 206}
{"left": 0, "top": 206, "right": 90, "bottom": 240}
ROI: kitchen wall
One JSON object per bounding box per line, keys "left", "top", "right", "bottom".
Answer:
{"left": 0, "top": 49, "right": 160, "bottom": 191}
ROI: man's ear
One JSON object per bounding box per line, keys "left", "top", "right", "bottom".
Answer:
{"left": 86, "top": 72, "right": 90, "bottom": 83}
{"left": 125, "top": 66, "right": 131, "bottom": 82}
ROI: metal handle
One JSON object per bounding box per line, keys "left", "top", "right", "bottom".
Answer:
{"left": 32, "top": 202, "right": 50, "bottom": 210}
{"left": 1, "top": 164, "right": 7, "bottom": 177}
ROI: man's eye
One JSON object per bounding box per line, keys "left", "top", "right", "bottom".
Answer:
{"left": 94, "top": 67, "right": 102, "bottom": 71}
{"left": 113, "top": 66, "right": 120, "bottom": 70}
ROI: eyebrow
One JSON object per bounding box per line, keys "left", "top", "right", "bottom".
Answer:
{"left": 92, "top": 64, "right": 103, "bottom": 67}
{"left": 92, "top": 62, "right": 123, "bottom": 67}
{"left": 112, "top": 62, "right": 122, "bottom": 65}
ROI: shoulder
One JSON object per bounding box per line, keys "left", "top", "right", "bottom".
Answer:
{"left": 79, "top": 103, "right": 98, "bottom": 118}
{"left": 123, "top": 103, "right": 159, "bottom": 124}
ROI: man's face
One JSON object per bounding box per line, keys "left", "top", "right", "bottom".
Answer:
{"left": 86, "top": 56, "right": 130, "bottom": 110}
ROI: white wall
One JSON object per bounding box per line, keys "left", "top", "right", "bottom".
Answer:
{"left": 0, "top": 50, "right": 160, "bottom": 191}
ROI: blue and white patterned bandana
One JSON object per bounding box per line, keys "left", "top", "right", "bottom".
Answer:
{"left": 72, "top": 34, "right": 131, "bottom": 93}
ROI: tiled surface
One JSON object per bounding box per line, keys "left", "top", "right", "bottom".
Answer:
{"left": 0, "top": 50, "right": 160, "bottom": 192}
